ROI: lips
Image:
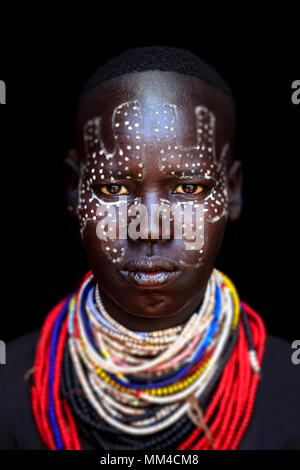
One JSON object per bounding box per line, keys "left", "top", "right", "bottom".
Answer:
{"left": 120, "top": 256, "right": 180, "bottom": 289}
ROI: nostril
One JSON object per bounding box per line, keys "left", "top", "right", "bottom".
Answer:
{"left": 126, "top": 200, "right": 178, "bottom": 242}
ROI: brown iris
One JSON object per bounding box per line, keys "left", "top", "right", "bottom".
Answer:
{"left": 99, "top": 184, "right": 129, "bottom": 195}
{"left": 174, "top": 184, "right": 205, "bottom": 195}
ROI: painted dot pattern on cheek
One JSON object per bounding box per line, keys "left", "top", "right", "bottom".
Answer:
{"left": 158, "top": 198, "right": 205, "bottom": 268}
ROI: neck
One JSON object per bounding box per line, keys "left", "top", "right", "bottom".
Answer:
{"left": 98, "top": 288, "right": 205, "bottom": 332}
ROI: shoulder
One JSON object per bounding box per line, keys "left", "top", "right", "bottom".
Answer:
{"left": 261, "top": 333, "right": 300, "bottom": 388}
{"left": 0, "top": 329, "right": 41, "bottom": 383}
{"left": 0, "top": 329, "right": 42, "bottom": 449}
{"left": 239, "top": 333, "right": 300, "bottom": 450}
{"left": 260, "top": 333, "right": 300, "bottom": 415}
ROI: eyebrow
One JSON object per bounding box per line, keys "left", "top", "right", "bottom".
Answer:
{"left": 163, "top": 169, "right": 213, "bottom": 179}
{"left": 100, "top": 169, "right": 137, "bottom": 180}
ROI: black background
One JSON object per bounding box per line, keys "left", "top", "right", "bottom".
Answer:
{"left": 0, "top": 17, "right": 299, "bottom": 344}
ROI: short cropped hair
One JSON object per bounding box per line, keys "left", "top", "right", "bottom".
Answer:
{"left": 78, "top": 46, "right": 234, "bottom": 103}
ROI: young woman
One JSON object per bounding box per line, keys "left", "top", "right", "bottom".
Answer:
{"left": 0, "top": 47, "right": 299, "bottom": 450}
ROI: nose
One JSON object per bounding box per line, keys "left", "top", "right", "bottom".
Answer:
{"left": 127, "top": 192, "right": 174, "bottom": 243}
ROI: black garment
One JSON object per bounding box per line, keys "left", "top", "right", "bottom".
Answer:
{"left": 0, "top": 329, "right": 299, "bottom": 450}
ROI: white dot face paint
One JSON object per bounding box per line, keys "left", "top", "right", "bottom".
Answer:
{"left": 77, "top": 99, "right": 230, "bottom": 267}
{"left": 145, "top": 103, "right": 230, "bottom": 268}
{"left": 148, "top": 103, "right": 230, "bottom": 223}
{"left": 78, "top": 100, "right": 148, "bottom": 263}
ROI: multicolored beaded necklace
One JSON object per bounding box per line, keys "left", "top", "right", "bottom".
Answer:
{"left": 30, "top": 269, "right": 266, "bottom": 450}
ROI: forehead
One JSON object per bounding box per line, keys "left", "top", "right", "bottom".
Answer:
{"left": 76, "top": 71, "right": 234, "bottom": 160}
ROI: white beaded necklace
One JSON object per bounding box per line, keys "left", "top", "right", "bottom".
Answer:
{"left": 68, "top": 269, "right": 235, "bottom": 436}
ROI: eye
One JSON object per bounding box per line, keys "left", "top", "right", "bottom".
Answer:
{"left": 173, "top": 184, "right": 205, "bottom": 195}
{"left": 97, "top": 184, "right": 129, "bottom": 196}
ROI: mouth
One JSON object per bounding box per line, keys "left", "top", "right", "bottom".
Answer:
{"left": 119, "top": 256, "right": 181, "bottom": 289}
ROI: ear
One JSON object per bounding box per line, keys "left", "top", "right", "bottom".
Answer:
{"left": 64, "top": 148, "right": 80, "bottom": 217}
{"left": 227, "top": 160, "right": 243, "bottom": 221}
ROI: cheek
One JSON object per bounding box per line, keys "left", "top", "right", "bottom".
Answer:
{"left": 82, "top": 222, "right": 126, "bottom": 270}
{"left": 204, "top": 174, "right": 229, "bottom": 223}
{"left": 77, "top": 170, "right": 98, "bottom": 233}
{"left": 78, "top": 189, "right": 129, "bottom": 264}
{"left": 178, "top": 204, "right": 227, "bottom": 268}
{"left": 98, "top": 238, "right": 126, "bottom": 264}
{"left": 203, "top": 216, "right": 227, "bottom": 261}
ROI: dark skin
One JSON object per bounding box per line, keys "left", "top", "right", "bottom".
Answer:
{"left": 66, "top": 71, "right": 242, "bottom": 332}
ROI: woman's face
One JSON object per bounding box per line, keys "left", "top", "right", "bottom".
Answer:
{"left": 74, "top": 71, "right": 241, "bottom": 328}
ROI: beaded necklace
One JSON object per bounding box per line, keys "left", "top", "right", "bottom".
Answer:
{"left": 30, "top": 269, "right": 266, "bottom": 450}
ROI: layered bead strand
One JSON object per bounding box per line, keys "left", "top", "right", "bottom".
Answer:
{"left": 30, "top": 269, "right": 266, "bottom": 450}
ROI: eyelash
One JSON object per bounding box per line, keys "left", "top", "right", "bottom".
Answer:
{"left": 172, "top": 184, "right": 206, "bottom": 195}
{"left": 94, "top": 184, "right": 129, "bottom": 196}
{"left": 92, "top": 183, "right": 209, "bottom": 197}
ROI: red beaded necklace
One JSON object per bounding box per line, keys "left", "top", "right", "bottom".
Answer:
{"left": 178, "top": 302, "right": 265, "bottom": 449}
